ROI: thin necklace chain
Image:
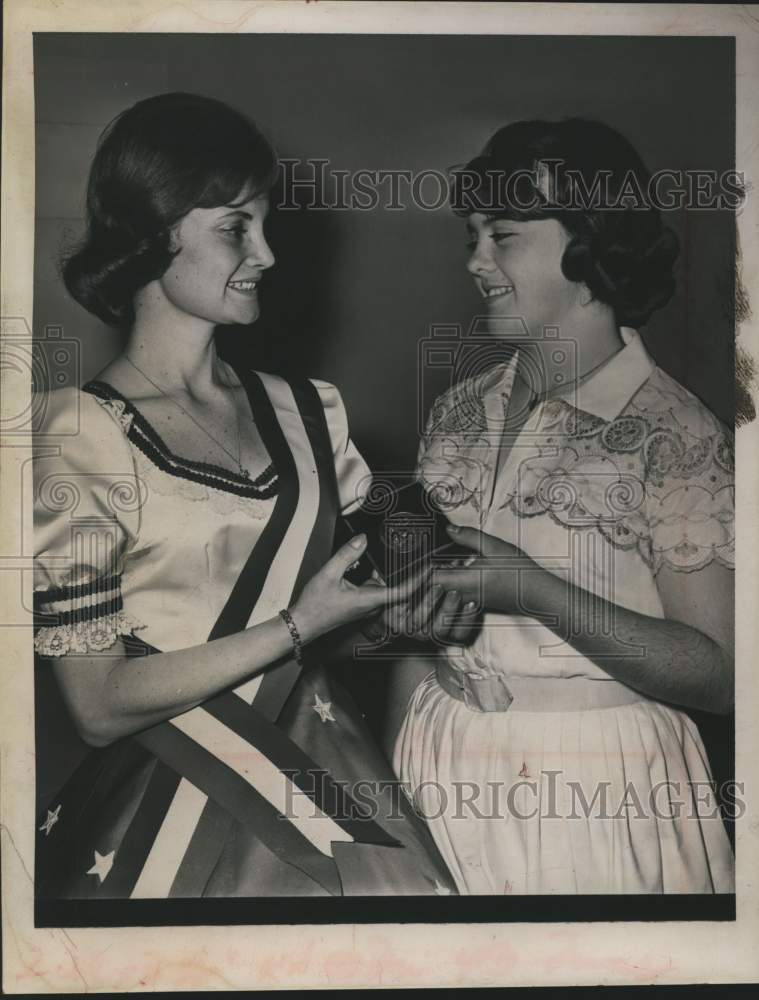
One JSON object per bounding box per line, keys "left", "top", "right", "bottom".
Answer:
{"left": 121, "top": 353, "right": 251, "bottom": 479}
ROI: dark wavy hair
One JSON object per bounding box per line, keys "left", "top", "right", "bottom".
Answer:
{"left": 450, "top": 118, "right": 679, "bottom": 328}
{"left": 62, "top": 92, "right": 278, "bottom": 329}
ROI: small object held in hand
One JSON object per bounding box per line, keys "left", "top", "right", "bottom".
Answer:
{"left": 278, "top": 608, "right": 304, "bottom": 665}
{"left": 360, "top": 616, "right": 387, "bottom": 643}
{"left": 334, "top": 519, "right": 382, "bottom": 585}
{"left": 337, "top": 480, "right": 474, "bottom": 586}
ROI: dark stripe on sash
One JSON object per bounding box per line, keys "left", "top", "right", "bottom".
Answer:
{"left": 117, "top": 372, "right": 396, "bottom": 897}
{"left": 253, "top": 378, "right": 340, "bottom": 722}
{"left": 124, "top": 635, "right": 346, "bottom": 894}
{"left": 206, "top": 693, "right": 400, "bottom": 847}
{"left": 207, "top": 371, "right": 299, "bottom": 642}
{"left": 168, "top": 801, "right": 235, "bottom": 898}
{"left": 135, "top": 718, "right": 343, "bottom": 896}
{"left": 102, "top": 761, "right": 181, "bottom": 897}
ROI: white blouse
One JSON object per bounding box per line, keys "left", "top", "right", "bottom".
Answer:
{"left": 417, "top": 327, "right": 735, "bottom": 683}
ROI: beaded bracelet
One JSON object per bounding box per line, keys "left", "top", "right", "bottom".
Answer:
{"left": 279, "top": 608, "right": 304, "bottom": 665}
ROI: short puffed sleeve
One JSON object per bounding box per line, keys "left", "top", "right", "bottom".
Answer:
{"left": 33, "top": 388, "right": 145, "bottom": 656}
{"left": 643, "top": 390, "right": 735, "bottom": 576}
{"left": 311, "top": 379, "right": 371, "bottom": 514}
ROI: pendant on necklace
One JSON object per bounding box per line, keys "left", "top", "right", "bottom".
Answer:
{"left": 239, "top": 466, "right": 250, "bottom": 480}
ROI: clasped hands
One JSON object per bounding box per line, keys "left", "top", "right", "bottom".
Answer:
{"left": 363, "top": 523, "right": 537, "bottom": 646}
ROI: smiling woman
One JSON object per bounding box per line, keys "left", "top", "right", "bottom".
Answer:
{"left": 465, "top": 215, "right": 599, "bottom": 358}
{"left": 149, "top": 194, "right": 274, "bottom": 330}
{"left": 61, "top": 93, "right": 278, "bottom": 332}
{"left": 392, "top": 118, "right": 735, "bottom": 896}
{"left": 33, "top": 93, "right": 457, "bottom": 903}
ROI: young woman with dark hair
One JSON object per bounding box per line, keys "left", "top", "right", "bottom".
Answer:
{"left": 33, "top": 93, "right": 461, "bottom": 900}
{"left": 392, "top": 118, "right": 735, "bottom": 894}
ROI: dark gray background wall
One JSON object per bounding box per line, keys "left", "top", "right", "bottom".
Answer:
{"left": 33, "top": 33, "right": 735, "bottom": 807}
{"left": 35, "top": 33, "right": 735, "bottom": 467}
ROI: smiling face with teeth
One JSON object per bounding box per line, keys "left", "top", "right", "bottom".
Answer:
{"left": 466, "top": 213, "right": 587, "bottom": 340}
{"left": 156, "top": 190, "right": 275, "bottom": 329}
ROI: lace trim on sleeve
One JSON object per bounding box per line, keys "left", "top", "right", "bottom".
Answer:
{"left": 33, "top": 571, "right": 144, "bottom": 656}
{"left": 34, "top": 611, "right": 145, "bottom": 657}
{"left": 647, "top": 479, "right": 735, "bottom": 575}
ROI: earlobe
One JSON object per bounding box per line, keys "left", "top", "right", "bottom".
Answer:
{"left": 578, "top": 284, "right": 594, "bottom": 308}
{"left": 166, "top": 222, "right": 183, "bottom": 255}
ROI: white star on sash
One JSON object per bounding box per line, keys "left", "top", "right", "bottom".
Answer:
{"left": 38, "top": 804, "right": 61, "bottom": 836}
{"left": 312, "top": 693, "right": 336, "bottom": 723}
{"left": 86, "top": 849, "right": 115, "bottom": 883}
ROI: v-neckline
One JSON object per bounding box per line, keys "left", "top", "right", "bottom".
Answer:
{"left": 83, "top": 376, "right": 280, "bottom": 499}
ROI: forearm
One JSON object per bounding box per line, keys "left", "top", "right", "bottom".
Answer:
{"left": 56, "top": 614, "right": 297, "bottom": 745}
{"left": 499, "top": 567, "right": 734, "bottom": 714}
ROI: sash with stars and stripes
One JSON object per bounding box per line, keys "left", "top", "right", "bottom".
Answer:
{"left": 38, "top": 371, "right": 398, "bottom": 900}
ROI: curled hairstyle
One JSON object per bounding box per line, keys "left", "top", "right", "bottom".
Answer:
{"left": 62, "top": 92, "right": 278, "bottom": 328}
{"left": 450, "top": 118, "right": 679, "bottom": 327}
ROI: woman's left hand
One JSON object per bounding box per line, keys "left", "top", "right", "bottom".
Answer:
{"left": 433, "top": 524, "right": 538, "bottom": 616}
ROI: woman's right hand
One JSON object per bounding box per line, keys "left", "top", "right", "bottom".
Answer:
{"left": 290, "top": 535, "right": 418, "bottom": 643}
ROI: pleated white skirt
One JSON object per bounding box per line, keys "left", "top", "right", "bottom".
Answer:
{"left": 394, "top": 673, "right": 735, "bottom": 894}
